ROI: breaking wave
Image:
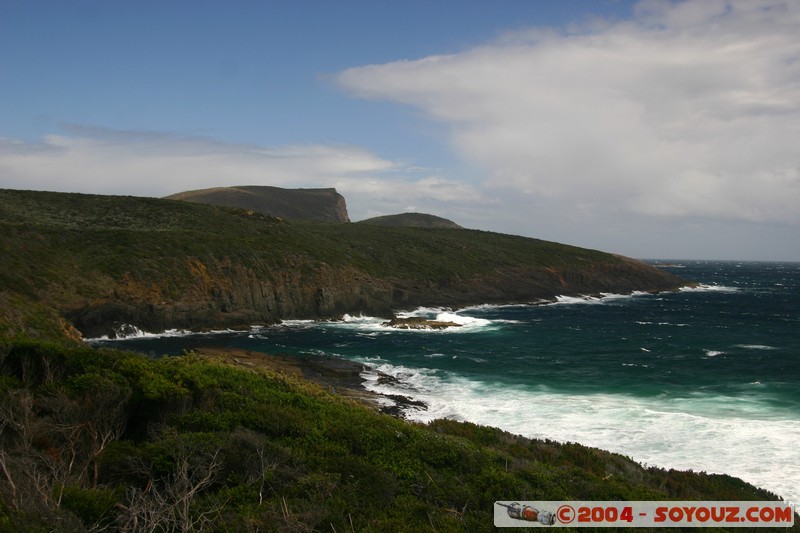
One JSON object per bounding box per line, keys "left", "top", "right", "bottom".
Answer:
{"left": 360, "top": 360, "right": 800, "bottom": 506}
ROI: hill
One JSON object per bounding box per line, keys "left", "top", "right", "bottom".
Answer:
{"left": 165, "top": 185, "right": 350, "bottom": 222}
{"left": 0, "top": 339, "right": 792, "bottom": 532}
{"left": 1, "top": 191, "right": 794, "bottom": 531}
{"left": 358, "top": 212, "right": 462, "bottom": 229}
{"left": 0, "top": 188, "right": 686, "bottom": 341}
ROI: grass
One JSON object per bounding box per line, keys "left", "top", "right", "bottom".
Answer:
{"left": 0, "top": 188, "right": 645, "bottom": 280}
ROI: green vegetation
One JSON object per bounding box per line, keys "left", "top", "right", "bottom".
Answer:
{"left": 357, "top": 212, "right": 463, "bottom": 229}
{"left": 0, "top": 189, "right": 685, "bottom": 341}
{"left": 0, "top": 188, "right": 627, "bottom": 278}
{"left": 0, "top": 190, "right": 791, "bottom": 530}
{"left": 1, "top": 339, "right": 793, "bottom": 532}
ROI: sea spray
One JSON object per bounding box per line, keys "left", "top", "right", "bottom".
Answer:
{"left": 359, "top": 361, "right": 800, "bottom": 505}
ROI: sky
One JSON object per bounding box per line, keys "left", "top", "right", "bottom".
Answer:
{"left": 1, "top": 0, "right": 799, "bottom": 261}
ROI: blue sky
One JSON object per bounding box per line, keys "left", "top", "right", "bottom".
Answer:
{"left": 2, "top": 0, "right": 799, "bottom": 260}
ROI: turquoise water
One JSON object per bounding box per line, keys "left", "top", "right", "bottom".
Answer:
{"left": 95, "top": 261, "right": 800, "bottom": 503}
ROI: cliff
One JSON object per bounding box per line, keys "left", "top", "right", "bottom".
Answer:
{"left": 165, "top": 185, "right": 350, "bottom": 222}
{"left": 0, "top": 189, "right": 687, "bottom": 341}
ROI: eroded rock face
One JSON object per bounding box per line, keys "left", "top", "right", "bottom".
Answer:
{"left": 68, "top": 259, "right": 396, "bottom": 338}
{"left": 67, "top": 255, "right": 686, "bottom": 339}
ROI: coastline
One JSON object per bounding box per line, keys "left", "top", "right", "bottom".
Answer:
{"left": 85, "top": 273, "right": 798, "bottom": 505}
{"left": 191, "top": 346, "right": 427, "bottom": 418}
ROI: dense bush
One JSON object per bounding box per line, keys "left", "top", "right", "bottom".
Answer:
{"left": 0, "top": 340, "right": 794, "bottom": 532}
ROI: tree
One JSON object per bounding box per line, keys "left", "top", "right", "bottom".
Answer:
{"left": 115, "top": 440, "right": 225, "bottom": 532}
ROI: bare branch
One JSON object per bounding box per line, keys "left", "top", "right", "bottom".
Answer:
{"left": 115, "top": 445, "right": 226, "bottom": 532}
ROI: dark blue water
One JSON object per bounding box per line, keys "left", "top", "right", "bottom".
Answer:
{"left": 94, "top": 261, "right": 800, "bottom": 502}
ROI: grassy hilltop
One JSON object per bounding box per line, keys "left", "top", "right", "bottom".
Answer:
{"left": 357, "top": 212, "right": 463, "bottom": 229}
{"left": 0, "top": 188, "right": 684, "bottom": 341}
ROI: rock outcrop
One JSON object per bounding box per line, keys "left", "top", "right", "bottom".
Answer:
{"left": 165, "top": 185, "right": 350, "bottom": 222}
{"left": 66, "top": 260, "right": 397, "bottom": 339}
{"left": 382, "top": 317, "right": 462, "bottom": 330}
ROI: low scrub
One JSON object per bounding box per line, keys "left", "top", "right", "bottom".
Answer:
{"left": 0, "top": 339, "right": 793, "bottom": 532}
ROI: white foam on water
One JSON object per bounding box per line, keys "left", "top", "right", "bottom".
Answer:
{"left": 396, "top": 307, "right": 450, "bottom": 318}
{"left": 316, "top": 314, "right": 388, "bottom": 334}
{"left": 361, "top": 362, "right": 800, "bottom": 505}
{"left": 735, "top": 344, "right": 779, "bottom": 350}
{"left": 340, "top": 314, "right": 384, "bottom": 324}
{"left": 434, "top": 311, "right": 492, "bottom": 329}
{"left": 607, "top": 290, "right": 650, "bottom": 298}
{"left": 551, "top": 291, "right": 650, "bottom": 306}
{"left": 554, "top": 295, "right": 605, "bottom": 305}
{"left": 325, "top": 308, "right": 499, "bottom": 333}
{"left": 635, "top": 320, "right": 689, "bottom": 327}
{"left": 273, "top": 319, "right": 317, "bottom": 329}
{"left": 704, "top": 350, "right": 724, "bottom": 357}
{"left": 680, "top": 284, "right": 740, "bottom": 293}
{"left": 652, "top": 263, "right": 687, "bottom": 268}
{"left": 86, "top": 324, "right": 195, "bottom": 341}
{"left": 458, "top": 303, "right": 536, "bottom": 312}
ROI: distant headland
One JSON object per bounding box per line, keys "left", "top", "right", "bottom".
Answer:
{"left": 0, "top": 186, "right": 687, "bottom": 341}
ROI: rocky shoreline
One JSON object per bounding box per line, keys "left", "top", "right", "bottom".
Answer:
{"left": 193, "top": 347, "right": 427, "bottom": 418}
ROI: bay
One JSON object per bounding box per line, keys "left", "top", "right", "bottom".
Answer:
{"left": 94, "top": 260, "right": 800, "bottom": 504}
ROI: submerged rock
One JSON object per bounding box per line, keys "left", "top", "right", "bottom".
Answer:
{"left": 383, "top": 317, "right": 461, "bottom": 330}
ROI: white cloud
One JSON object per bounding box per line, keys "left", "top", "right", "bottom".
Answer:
{"left": 337, "top": 0, "right": 800, "bottom": 227}
{"left": 2, "top": 1, "right": 798, "bottom": 259}
{"left": 333, "top": 174, "right": 487, "bottom": 222}
{"left": 0, "top": 126, "right": 394, "bottom": 196}
{"left": 0, "top": 126, "right": 486, "bottom": 220}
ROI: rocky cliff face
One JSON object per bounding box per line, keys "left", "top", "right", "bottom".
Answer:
{"left": 65, "top": 255, "right": 684, "bottom": 339}
{"left": 66, "top": 259, "right": 397, "bottom": 338}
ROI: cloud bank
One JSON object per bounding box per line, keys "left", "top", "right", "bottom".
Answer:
{"left": 0, "top": 125, "right": 482, "bottom": 221}
{"left": 337, "top": 0, "right": 800, "bottom": 227}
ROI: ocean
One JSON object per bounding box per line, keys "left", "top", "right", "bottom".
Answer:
{"left": 93, "top": 260, "right": 800, "bottom": 504}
